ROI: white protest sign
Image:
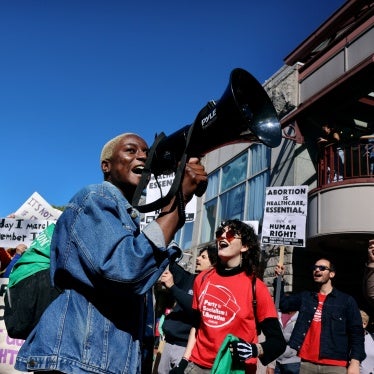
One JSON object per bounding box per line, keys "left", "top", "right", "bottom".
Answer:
{"left": 13, "top": 191, "right": 62, "bottom": 221}
{"left": 261, "top": 185, "right": 308, "bottom": 247}
{"left": 143, "top": 173, "right": 197, "bottom": 224}
{"left": 0, "top": 279, "right": 29, "bottom": 373}
{"left": 0, "top": 218, "right": 55, "bottom": 247}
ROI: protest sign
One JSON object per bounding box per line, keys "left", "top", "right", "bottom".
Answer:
{"left": 143, "top": 173, "right": 197, "bottom": 224}
{"left": 0, "top": 218, "right": 54, "bottom": 247}
{"left": 0, "top": 279, "right": 29, "bottom": 373}
{"left": 261, "top": 185, "right": 308, "bottom": 247}
{"left": 13, "top": 191, "right": 62, "bottom": 221}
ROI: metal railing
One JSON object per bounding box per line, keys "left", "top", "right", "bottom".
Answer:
{"left": 318, "top": 136, "right": 374, "bottom": 186}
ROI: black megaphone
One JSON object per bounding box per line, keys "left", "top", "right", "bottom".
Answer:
{"left": 133, "top": 68, "right": 281, "bottom": 212}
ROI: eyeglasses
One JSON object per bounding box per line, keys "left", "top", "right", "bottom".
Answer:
{"left": 215, "top": 228, "right": 241, "bottom": 242}
{"left": 312, "top": 265, "right": 330, "bottom": 271}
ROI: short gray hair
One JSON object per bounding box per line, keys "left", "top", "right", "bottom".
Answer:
{"left": 100, "top": 133, "right": 137, "bottom": 163}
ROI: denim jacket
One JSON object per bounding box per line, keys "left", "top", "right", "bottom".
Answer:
{"left": 279, "top": 287, "right": 366, "bottom": 363}
{"left": 15, "top": 181, "right": 181, "bottom": 374}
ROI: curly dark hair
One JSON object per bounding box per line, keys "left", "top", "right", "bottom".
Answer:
{"left": 215, "top": 219, "right": 260, "bottom": 275}
{"left": 198, "top": 245, "right": 218, "bottom": 267}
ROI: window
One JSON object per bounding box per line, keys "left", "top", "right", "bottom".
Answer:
{"left": 200, "top": 144, "right": 270, "bottom": 243}
{"left": 174, "top": 221, "right": 194, "bottom": 250}
{"left": 219, "top": 184, "right": 245, "bottom": 220}
{"left": 201, "top": 197, "right": 218, "bottom": 243}
{"left": 221, "top": 153, "right": 247, "bottom": 191}
{"left": 247, "top": 171, "right": 269, "bottom": 221}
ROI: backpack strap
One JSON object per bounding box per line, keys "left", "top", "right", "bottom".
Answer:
{"left": 252, "top": 274, "right": 261, "bottom": 335}
{"left": 132, "top": 123, "right": 193, "bottom": 213}
{"left": 200, "top": 267, "right": 215, "bottom": 285}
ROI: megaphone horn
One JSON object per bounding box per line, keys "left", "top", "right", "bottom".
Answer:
{"left": 132, "top": 68, "right": 281, "bottom": 211}
{"left": 150, "top": 68, "right": 281, "bottom": 176}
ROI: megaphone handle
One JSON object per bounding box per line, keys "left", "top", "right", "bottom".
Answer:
{"left": 195, "top": 181, "right": 208, "bottom": 197}
{"left": 134, "top": 151, "right": 188, "bottom": 213}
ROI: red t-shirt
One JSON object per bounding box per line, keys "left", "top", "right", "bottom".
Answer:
{"left": 190, "top": 269, "right": 277, "bottom": 369}
{"left": 299, "top": 293, "right": 347, "bottom": 367}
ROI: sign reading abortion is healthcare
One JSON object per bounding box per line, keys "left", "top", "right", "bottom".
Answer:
{"left": 261, "top": 185, "right": 308, "bottom": 247}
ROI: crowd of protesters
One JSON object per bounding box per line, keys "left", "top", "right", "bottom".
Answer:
{"left": 1, "top": 131, "right": 373, "bottom": 374}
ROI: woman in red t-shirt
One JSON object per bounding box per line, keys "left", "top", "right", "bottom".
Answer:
{"left": 171, "top": 219, "right": 286, "bottom": 374}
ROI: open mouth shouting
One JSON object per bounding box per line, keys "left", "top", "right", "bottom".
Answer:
{"left": 132, "top": 165, "right": 144, "bottom": 175}
{"left": 218, "top": 240, "right": 230, "bottom": 250}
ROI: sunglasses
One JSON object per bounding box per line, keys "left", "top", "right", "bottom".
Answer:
{"left": 215, "top": 227, "right": 241, "bottom": 242}
{"left": 312, "top": 265, "right": 330, "bottom": 271}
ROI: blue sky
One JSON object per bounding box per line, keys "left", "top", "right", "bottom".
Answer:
{"left": 0, "top": 0, "right": 344, "bottom": 216}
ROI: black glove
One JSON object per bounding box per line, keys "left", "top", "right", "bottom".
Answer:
{"left": 169, "top": 358, "right": 188, "bottom": 373}
{"left": 230, "top": 339, "right": 258, "bottom": 361}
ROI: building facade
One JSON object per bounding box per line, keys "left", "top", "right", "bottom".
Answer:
{"left": 173, "top": 0, "right": 374, "bottom": 313}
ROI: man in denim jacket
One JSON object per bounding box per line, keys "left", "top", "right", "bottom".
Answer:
{"left": 275, "top": 258, "right": 365, "bottom": 374}
{"left": 15, "top": 133, "right": 207, "bottom": 374}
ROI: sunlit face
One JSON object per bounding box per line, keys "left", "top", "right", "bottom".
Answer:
{"left": 216, "top": 226, "right": 248, "bottom": 265}
{"left": 312, "top": 259, "right": 335, "bottom": 284}
{"left": 101, "top": 134, "right": 148, "bottom": 200}
{"left": 195, "top": 249, "right": 213, "bottom": 273}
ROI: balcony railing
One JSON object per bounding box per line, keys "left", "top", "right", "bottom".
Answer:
{"left": 318, "top": 136, "right": 374, "bottom": 186}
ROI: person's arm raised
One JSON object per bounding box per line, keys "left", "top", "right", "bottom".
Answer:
{"left": 156, "top": 158, "right": 207, "bottom": 245}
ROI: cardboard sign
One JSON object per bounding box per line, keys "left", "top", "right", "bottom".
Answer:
{"left": 261, "top": 186, "right": 308, "bottom": 247}
{"left": 144, "top": 173, "right": 197, "bottom": 224}
{"left": 0, "top": 218, "right": 54, "bottom": 247}
{"left": 13, "top": 192, "right": 62, "bottom": 221}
